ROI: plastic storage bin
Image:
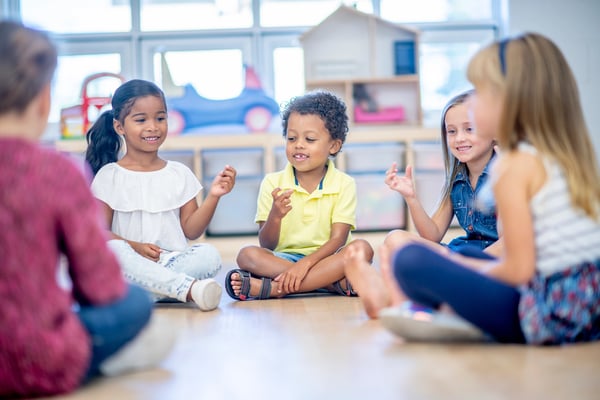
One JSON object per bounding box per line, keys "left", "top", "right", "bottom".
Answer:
{"left": 202, "top": 148, "right": 263, "bottom": 178}
{"left": 202, "top": 148, "right": 263, "bottom": 235}
{"left": 412, "top": 141, "right": 444, "bottom": 170}
{"left": 159, "top": 149, "right": 195, "bottom": 171}
{"left": 353, "top": 173, "right": 405, "bottom": 231}
{"left": 414, "top": 170, "right": 459, "bottom": 227}
{"left": 206, "top": 176, "right": 261, "bottom": 236}
{"left": 344, "top": 143, "right": 405, "bottom": 173}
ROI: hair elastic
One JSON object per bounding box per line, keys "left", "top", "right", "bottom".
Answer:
{"left": 498, "top": 37, "right": 510, "bottom": 75}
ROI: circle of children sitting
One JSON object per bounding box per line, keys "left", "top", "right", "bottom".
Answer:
{"left": 1, "top": 20, "right": 599, "bottom": 398}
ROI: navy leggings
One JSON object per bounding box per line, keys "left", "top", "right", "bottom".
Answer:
{"left": 393, "top": 243, "right": 526, "bottom": 343}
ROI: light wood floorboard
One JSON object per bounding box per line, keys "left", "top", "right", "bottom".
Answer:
{"left": 42, "top": 233, "right": 600, "bottom": 400}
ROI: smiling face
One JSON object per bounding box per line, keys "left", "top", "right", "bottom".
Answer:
{"left": 445, "top": 102, "right": 493, "bottom": 165}
{"left": 114, "top": 95, "right": 168, "bottom": 154}
{"left": 285, "top": 112, "right": 341, "bottom": 174}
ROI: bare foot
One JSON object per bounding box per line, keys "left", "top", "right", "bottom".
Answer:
{"left": 229, "top": 272, "right": 283, "bottom": 299}
{"left": 379, "top": 244, "right": 408, "bottom": 307}
{"left": 344, "top": 245, "right": 391, "bottom": 319}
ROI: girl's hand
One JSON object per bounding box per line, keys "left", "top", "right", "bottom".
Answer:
{"left": 270, "top": 187, "right": 294, "bottom": 220}
{"left": 209, "top": 165, "right": 237, "bottom": 197}
{"left": 385, "top": 163, "right": 416, "bottom": 199}
{"left": 129, "top": 241, "right": 162, "bottom": 262}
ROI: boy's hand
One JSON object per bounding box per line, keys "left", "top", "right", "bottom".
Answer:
{"left": 209, "top": 165, "right": 237, "bottom": 197}
{"left": 270, "top": 187, "right": 294, "bottom": 219}
{"left": 275, "top": 260, "right": 310, "bottom": 293}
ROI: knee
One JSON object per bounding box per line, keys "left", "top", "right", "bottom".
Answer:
{"left": 236, "top": 245, "right": 262, "bottom": 271}
{"left": 345, "top": 239, "right": 374, "bottom": 261}
{"left": 196, "top": 244, "right": 222, "bottom": 268}
{"left": 185, "top": 244, "right": 222, "bottom": 278}
{"left": 121, "top": 284, "right": 153, "bottom": 327}
{"left": 393, "top": 243, "right": 431, "bottom": 282}
{"left": 107, "top": 239, "right": 138, "bottom": 265}
{"left": 383, "top": 229, "right": 416, "bottom": 251}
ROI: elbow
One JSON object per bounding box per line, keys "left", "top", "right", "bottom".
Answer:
{"left": 507, "top": 261, "right": 536, "bottom": 286}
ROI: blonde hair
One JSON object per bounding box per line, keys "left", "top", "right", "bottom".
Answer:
{"left": 467, "top": 32, "right": 600, "bottom": 219}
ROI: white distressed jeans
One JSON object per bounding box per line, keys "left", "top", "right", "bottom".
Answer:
{"left": 108, "top": 240, "right": 222, "bottom": 302}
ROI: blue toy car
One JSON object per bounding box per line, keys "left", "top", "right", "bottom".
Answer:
{"left": 165, "top": 65, "right": 280, "bottom": 134}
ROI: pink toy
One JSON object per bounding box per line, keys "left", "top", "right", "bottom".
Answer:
{"left": 354, "top": 105, "right": 405, "bottom": 124}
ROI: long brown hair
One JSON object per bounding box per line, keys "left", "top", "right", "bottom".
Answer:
{"left": 467, "top": 32, "right": 600, "bottom": 219}
{"left": 0, "top": 21, "right": 57, "bottom": 114}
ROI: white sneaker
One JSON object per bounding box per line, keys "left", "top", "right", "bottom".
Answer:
{"left": 191, "top": 278, "right": 222, "bottom": 311}
{"left": 379, "top": 302, "right": 486, "bottom": 342}
{"left": 100, "top": 314, "right": 177, "bottom": 377}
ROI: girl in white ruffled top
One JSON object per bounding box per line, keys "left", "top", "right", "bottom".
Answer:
{"left": 85, "top": 79, "right": 237, "bottom": 311}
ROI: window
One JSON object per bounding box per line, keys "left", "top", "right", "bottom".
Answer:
{"left": 380, "top": 0, "right": 493, "bottom": 23}
{"left": 140, "top": 0, "right": 253, "bottom": 31}
{"left": 12, "top": 0, "right": 504, "bottom": 138}
{"left": 51, "top": 54, "right": 122, "bottom": 136}
{"left": 260, "top": 0, "right": 373, "bottom": 27}
{"left": 272, "top": 47, "right": 305, "bottom": 106}
{"left": 154, "top": 50, "right": 244, "bottom": 100}
{"left": 20, "top": 0, "right": 131, "bottom": 33}
{"left": 419, "top": 29, "right": 496, "bottom": 125}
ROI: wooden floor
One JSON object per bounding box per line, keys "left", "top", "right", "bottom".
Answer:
{"left": 44, "top": 233, "right": 600, "bottom": 400}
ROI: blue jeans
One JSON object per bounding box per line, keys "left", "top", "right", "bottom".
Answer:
{"left": 78, "top": 284, "right": 153, "bottom": 381}
{"left": 108, "top": 240, "right": 222, "bottom": 302}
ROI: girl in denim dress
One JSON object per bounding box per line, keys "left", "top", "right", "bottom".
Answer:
{"left": 383, "top": 89, "right": 500, "bottom": 256}
{"left": 345, "top": 90, "right": 500, "bottom": 319}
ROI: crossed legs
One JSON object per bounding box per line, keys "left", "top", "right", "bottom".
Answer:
{"left": 229, "top": 239, "right": 374, "bottom": 299}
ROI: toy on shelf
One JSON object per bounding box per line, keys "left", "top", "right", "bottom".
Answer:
{"left": 352, "top": 83, "right": 405, "bottom": 124}
{"left": 59, "top": 72, "right": 126, "bottom": 139}
{"left": 161, "top": 54, "right": 280, "bottom": 135}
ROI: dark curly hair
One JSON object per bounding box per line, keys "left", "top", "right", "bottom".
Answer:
{"left": 281, "top": 90, "right": 348, "bottom": 156}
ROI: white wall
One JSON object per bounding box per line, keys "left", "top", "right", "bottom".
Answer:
{"left": 508, "top": 0, "right": 600, "bottom": 159}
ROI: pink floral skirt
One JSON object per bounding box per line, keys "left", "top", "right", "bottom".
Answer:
{"left": 519, "top": 261, "right": 600, "bottom": 345}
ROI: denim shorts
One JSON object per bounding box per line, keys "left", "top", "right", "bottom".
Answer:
{"left": 273, "top": 252, "right": 305, "bottom": 263}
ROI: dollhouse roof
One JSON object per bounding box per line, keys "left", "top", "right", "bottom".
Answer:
{"left": 299, "top": 5, "right": 419, "bottom": 42}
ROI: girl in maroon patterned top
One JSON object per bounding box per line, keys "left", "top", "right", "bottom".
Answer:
{"left": 0, "top": 21, "right": 173, "bottom": 397}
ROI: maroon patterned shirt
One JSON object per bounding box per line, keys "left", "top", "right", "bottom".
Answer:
{"left": 0, "top": 138, "right": 126, "bottom": 397}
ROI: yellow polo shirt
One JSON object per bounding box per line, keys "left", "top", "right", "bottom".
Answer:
{"left": 255, "top": 159, "right": 356, "bottom": 255}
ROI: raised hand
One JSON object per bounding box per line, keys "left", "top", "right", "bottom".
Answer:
{"left": 270, "top": 187, "right": 294, "bottom": 220}
{"left": 385, "top": 162, "right": 416, "bottom": 199}
{"left": 209, "top": 165, "right": 237, "bottom": 197}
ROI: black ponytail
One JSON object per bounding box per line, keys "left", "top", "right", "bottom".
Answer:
{"left": 85, "top": 109, "right": 122, "bottom": 176}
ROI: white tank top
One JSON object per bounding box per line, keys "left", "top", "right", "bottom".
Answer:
{"left": 519, "top": 143, "right": 600, "bottom": 276}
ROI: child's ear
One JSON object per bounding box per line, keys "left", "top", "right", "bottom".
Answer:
{"left": 330, "top": 139, "right": 343, "bottom": 155}
{"left": 113, "top": 118, "right": 125, "bottom": 135}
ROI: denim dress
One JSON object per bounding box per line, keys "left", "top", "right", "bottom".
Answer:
{"left": 447, "top": 165, "right": 499, "bottom": 252}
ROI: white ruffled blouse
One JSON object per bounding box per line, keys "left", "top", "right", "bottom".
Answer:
{"left": 91, "top": 161, "right": 202, "bottom": 252}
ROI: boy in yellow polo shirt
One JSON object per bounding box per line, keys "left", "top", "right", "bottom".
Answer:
{"left": 226, "top": 91, "right": 374, "bottom": 300}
